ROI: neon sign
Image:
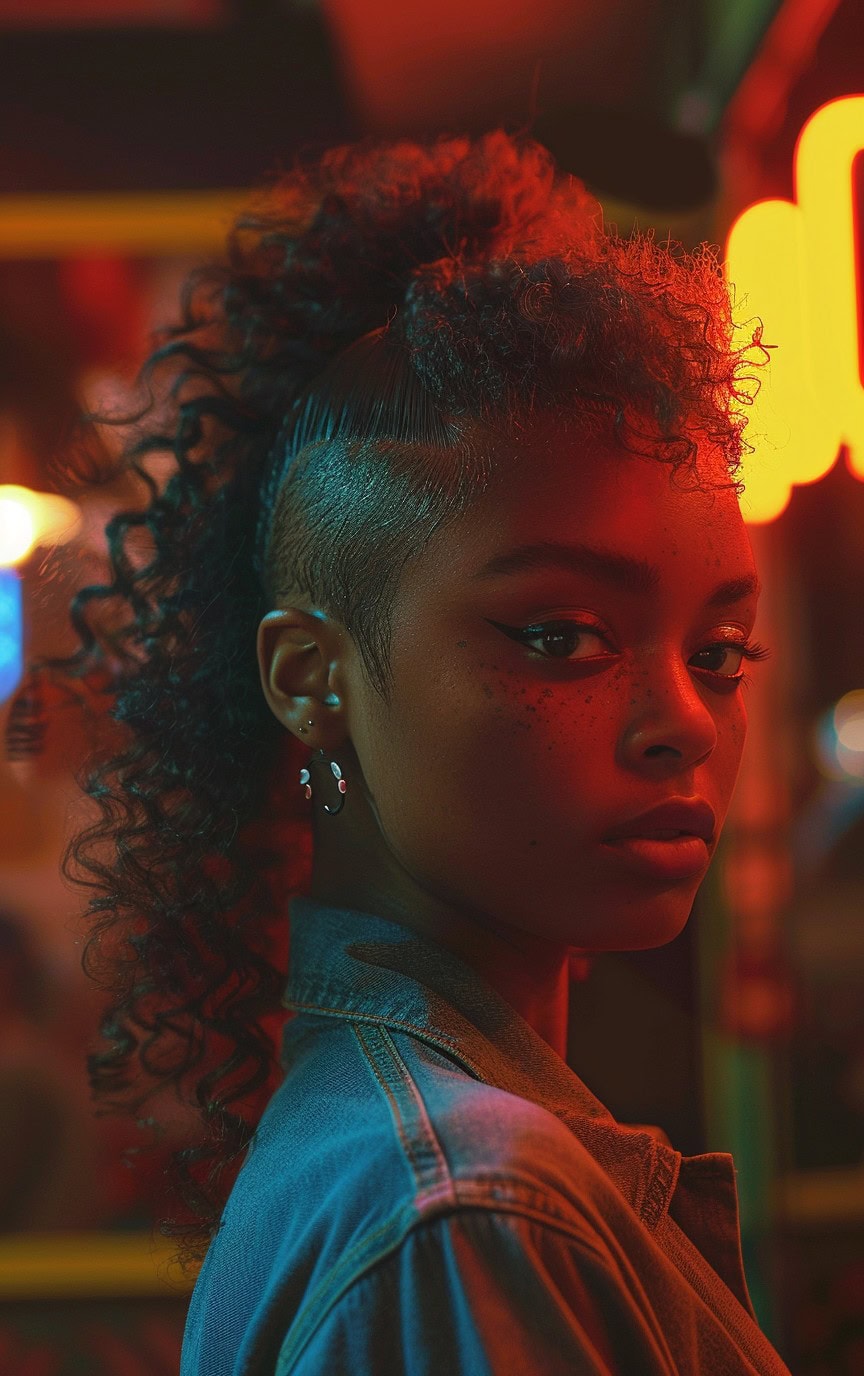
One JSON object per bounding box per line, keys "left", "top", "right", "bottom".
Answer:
{"left": 725, "top": 96, "right": 864, "bottom": 523}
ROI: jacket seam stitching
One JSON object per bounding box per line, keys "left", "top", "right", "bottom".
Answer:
{"left": 375, "top": 1024, "right": 452, "bottom": 1194}
{"left": 352, "top": 1023, "right": 451, "bottom": 1194}
{"left": 274, "top": 1199, "right": 632, "bottom": 1375}
{"left": 282, "top": 999, "right": 486, "bottom": 1078}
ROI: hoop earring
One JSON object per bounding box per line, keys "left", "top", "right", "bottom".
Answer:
{"left": 299, "top": 748, "right": 347, "bottom": 815}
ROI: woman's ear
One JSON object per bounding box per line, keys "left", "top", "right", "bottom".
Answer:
{"left": 256, "top": 608, "right": 346, "bottom": 750}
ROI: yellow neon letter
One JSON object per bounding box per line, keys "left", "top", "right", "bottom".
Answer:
{"left": 725, "top": 96, "right": 864, "bottom": 522}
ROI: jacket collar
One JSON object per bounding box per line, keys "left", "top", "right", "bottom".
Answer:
{"left": 282, "top": 895, "right": 683, "bottom": 1230}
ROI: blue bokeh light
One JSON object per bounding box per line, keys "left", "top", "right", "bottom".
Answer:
{"left": 0, "top": 569, "right": 22, "bottom": 705}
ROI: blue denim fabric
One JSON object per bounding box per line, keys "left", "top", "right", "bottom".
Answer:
{"left": 180, "top": 897, "right": 792, "bottom": 1375}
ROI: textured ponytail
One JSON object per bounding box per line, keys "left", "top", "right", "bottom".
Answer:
{"left": 10, "top": 131, "right": 764, "bottom": 1274}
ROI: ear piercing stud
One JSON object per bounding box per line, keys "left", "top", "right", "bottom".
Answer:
{"left": 296, "top": 695, "right": 345, "bottom": 813}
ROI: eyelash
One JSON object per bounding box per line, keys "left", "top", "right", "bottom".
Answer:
{"left": 490, "top": 618, "right": 773, "bottom": 687}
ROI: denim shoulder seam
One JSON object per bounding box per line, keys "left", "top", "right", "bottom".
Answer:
{"left": 352, "top": 1021, "right": 456, "bottom": 1204}
{"left": 283, "top": 997, "right": 487, "bottom": 1079}
{"left": 273, "top": 1191, "right": 624, "bottom": 1375}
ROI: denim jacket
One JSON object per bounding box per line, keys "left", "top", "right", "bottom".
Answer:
{"left": 180, "top": 896, "right": 792, "bottom": 1375}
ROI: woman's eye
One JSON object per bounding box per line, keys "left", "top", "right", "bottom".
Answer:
{"left": 486, "top": 618, "right": 773, "bottom": 681}
{"left": 692, "top": 644, "right": 747, "bottom": 676}
{"left": 487, "top": 618, "right": 609, "bottom": 661}
{"left": 691, "top": 639, "right": 773, "bottom": 679}
{"left": 521, "top": 621, "right": 607, "bottom": 660}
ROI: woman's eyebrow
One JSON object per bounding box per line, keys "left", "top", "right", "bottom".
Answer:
{"left": 470, "top": 540, "right": 762, "bottom": 608}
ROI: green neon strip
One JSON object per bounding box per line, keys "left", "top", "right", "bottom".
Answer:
{"left": 696, "top": 848, "right": 781, "bottom": 1344}
{"left": 700, "top": 0, "right": 784, "bottom": 98}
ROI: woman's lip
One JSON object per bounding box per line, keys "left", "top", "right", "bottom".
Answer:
{"left": 600, "top": 835, "right": 710, "bottom": 880}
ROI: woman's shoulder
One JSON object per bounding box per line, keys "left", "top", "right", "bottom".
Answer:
{"left": 274, "top": 1016, "right": 625, "bottom": 1234}
{"left": 394, "top": 1031, "right": 620, "bottom": 1218}
{"left": 188, "top": 1014, "right": 649, "bottom": 1375}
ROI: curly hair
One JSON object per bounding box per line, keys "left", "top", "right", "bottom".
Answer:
{"left": 7, "top": 130, "right": 766, "bottom": 1277}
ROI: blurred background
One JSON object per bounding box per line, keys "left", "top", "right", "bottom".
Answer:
{"left": 0, "top": 0, "right": 863, "bottom": 1372}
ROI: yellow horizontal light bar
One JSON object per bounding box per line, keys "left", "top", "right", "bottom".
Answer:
{"left": 0, "top": 190, "right": 250, "bottom": 257}
{"left": 773, "top": 1166, "right": 864, "bottom": 1225}
{"left": 0, "top": 1231, "right": 197, "bottom": 1298}
{"left": 0, "top": 188, "right": 710, "bottom": 261}
{"left": 596, "top": 194, "right": 714, "bottom": 244}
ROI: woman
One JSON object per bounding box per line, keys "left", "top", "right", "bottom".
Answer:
{"left": 19, "top": 132, "right": 791, "bottom": 1373}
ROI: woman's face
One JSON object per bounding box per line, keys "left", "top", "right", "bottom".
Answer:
{"left": 338, "top": 424, "right": 763, "bottom": 953}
